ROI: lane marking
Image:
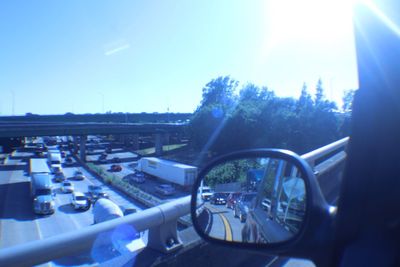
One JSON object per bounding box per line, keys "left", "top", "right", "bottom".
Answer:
{"left": 208, "top": 206, "right": 233, "bottom": 242}
{"left": 34, "top": 219, "right": 43, "bottom": 240}
{"left": 265, "top": 256, "right": 279, "bottom": 267}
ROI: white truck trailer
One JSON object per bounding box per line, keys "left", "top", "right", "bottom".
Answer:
{"left": 136, "top": 157, "right": 197, "bottom": 188}
{"left": 47, "top": 150, "right": 62, "bottom": 173}
{"left": 30, "top": 158, "right": 51, "bottom": 176}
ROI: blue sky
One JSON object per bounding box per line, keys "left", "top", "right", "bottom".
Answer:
{"left": 0, "top": 0, "right": 358, "bottom": 115}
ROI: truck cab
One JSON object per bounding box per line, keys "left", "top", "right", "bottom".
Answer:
{"left": 31, "top": 173, "right": 55, "bottom": 215}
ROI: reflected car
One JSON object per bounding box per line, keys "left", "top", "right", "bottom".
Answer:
{"left": 226, "top": 192, "right": 242, "bottom": 209}
{"left": 210, "top": 192, "right": 229, "bottom": 205}
{"left": 155, "top": 184, "right": 176, "bottom": 196}
{"left": 74, "top": 170, "right": 86, "bottom": 180}
{"left": 61, "top": 181, "right": 74, "bottom": 193}
{"left": 234, "top": 193, "right": 257, "bottom": 223}
{"left": 70, "top": 192, "right": 90, "bottom": 210}
{"left": 200, "top": 186, "right": 213, "bottom": 201}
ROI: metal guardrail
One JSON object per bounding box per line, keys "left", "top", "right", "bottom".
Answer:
{"left": 302, "top": 137, "right": 349, "bottom": 167}
{"left": 0, "top": 137, "right": 349, "bottom": 267}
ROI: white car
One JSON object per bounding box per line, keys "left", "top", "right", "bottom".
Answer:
{"left": 61, "top": 181, "right": 74, "bottom": 193}
{"left": 70, "top": 192, "right": 90, "bottom": 210}
{"left": 200, "top": 186, "right": 213, "bottom": 201}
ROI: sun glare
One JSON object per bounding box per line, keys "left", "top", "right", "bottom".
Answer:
{"left": 263, "top": 0, "right": 354, "bottom": 55}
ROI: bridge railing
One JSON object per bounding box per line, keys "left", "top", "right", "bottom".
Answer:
{"left": 0, "top": 137, "right": 349, "bottom": 267}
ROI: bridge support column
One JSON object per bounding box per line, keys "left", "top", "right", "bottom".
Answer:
{"left": 132, "top": 134, "right": 139, "bottom": 150}
{"left": 123, "top": 134, "right": 130, "bottom": 147}
{"left": 79, "top": 135, "right": 87, "bottom": 162}
{"left": 73, "top": 136, "right": 79, "bottom": 154}
{"left": 155, "top": 133, "right": 163, "bottom": 156}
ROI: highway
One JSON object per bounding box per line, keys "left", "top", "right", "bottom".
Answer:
{"left": 204, "top": 203, "right": 244, "bottom": 242}
{"left": 0, "top": 149, "right": 147, "bottom": 266}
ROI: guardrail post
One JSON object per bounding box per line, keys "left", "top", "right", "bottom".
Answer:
{"left": 147, "top": 220, "right": 183, "bottom": 253}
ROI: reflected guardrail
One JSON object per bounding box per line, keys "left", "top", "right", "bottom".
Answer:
{"left": 0, "top": 137, "right": 349, "bottom": 267}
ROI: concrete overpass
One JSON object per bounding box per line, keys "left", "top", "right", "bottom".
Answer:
{"left": 0, "top": 122, "right": 187, "bottom": 159}
{"left": 0, "top": 122, "right": 186, "bottom": 137}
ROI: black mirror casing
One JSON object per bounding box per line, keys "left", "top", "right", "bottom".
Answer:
{"left": 190, "top": 149, "right": 336, "bottom": 266}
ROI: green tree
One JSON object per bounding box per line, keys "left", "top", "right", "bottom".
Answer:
{"left": 342, "top": 89, "right": 356, "bottom": 112}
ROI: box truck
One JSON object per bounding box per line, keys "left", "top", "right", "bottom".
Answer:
{"left": 136, "top": 157, "right": 197, "bottom": 188}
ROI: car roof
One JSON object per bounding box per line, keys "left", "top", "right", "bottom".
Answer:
{"left": 73, "top": 192, "right": 85, "bottom": 197}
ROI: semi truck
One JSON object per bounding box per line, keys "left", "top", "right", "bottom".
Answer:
{"left": 136, "top": 157, "right": 197, "bottom": 188}
{"left": 30, "top": 158, "right": 55, "bottom": 215}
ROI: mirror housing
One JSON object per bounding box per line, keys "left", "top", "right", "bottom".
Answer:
{"left": 191, "top": 149, "right": 335, "bottom": 264}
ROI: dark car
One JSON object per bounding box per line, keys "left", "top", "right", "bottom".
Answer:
{"left": 234, "top": 193, "right": 257, "bottom": 223}
{"left": 34, "top": 150, "right": 46, "bottom": 158}
{"left": 155, "top": 184, "right": 176, "bottom": 196}
{"left": 88, "top": 185, "right": 109, "bottom": 200}
{"left": 53, "top": 172, "right": 66, "bottom": 182}
{"left": 210, "top": 192, "right": 230, "bottom": 205}
{"left": 226, "top": 192, "right": 242, "bottom": 209}
{"left": 64, "top": 156, "right": 74, "bottom": 166}
{"left": 112, "top": 157, "right": 121, "bottom": 163}
{"left": 123, "top": 173, "right": 145, "bottom": 184}
{"left": 110, "top": 164, "right": 122, "bottom": 172}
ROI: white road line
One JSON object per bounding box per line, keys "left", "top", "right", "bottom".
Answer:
{"left": 265, "top": 256, "right": 279, "bottom": 267}
{"left": 34, "top": 219, "right": 44, "bottom": 241}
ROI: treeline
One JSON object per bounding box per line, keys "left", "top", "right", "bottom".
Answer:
{"left": 189, "top": 76, "right": 354, "bottom": 156}
{"left": 0, "top": 113, "right": 192, "bottom": 124}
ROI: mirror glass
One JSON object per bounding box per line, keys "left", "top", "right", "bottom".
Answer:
{"left": 194, "top": 156, "right": 306, "bottom": 244}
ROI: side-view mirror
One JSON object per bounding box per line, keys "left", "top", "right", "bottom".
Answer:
{"left": 191, "top": 149, "right": 335, "bottom": 265}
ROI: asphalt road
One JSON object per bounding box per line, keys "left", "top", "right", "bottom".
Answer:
{"left": 0, "top": 150, "right": 147, "bottom": 266}
{"left": 204, "top": 202, "right": 244, "bottom": 242}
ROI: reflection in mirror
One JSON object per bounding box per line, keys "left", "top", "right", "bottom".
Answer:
{"left": 195, "top": 157, "right": 306, "bottom": 244}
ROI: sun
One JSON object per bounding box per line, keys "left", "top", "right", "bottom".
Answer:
{"left": 263, "top": 0, "right": 354, "bottom": 52}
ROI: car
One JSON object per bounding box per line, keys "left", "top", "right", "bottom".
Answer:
{"left": 34, "top": 150, "right": 46, "bottom": 158}
{"left": 73, "top": 170, "right": 85, "bottom": 180}
{"left": 61, "top": 181, "right": 74, "bottom": 193}
{"left": 123, "top": 173, "right": 145, "bottom": 184}
{"left": 209, "top": 192, "right": 229, "bottom": 205}
{"left": 200, "top": 186, "right": 213, "bottom": 201}
{"left": 88, "top": 185, "right": 109, "bottom": 200}
{"left": 64, "top": 156, "right": 74, "bottom": 166}
{"left": 155, "top": 184, "right": 176, "bottom": 196}
{"left": 98, "top": 156, "right": 107, "bottom": 163}
{"left": 109, "top": 164, "right": 122, "bottom": 172}
{"left": 60, "top": 151, "right": 66, "bottom": 158}
{"left": 226, "top": 192, "right": 242, "bottom": 209}
{"left": 52, "top": 166, "right": 62, "bottom": 174}
{"left": 53, "top": 171, "right": 66, "bottom": 182}
{"left": 233, "top": 193, "right": 257, "bottom": 223}
{"left": 70, "top": 192, "right": 90, "bottom": 210}
{"left": 112, "top": 157, "right": 121, "bottom": 163}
